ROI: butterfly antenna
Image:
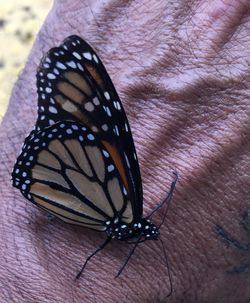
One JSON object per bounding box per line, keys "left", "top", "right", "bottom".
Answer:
{"left": 75, "top": 236, "right": 112, "bottom": 280}
{"left": 159, "top": 238, "right": 173, "bottom": 298}
{"left": 87, "top": 0, "right": 100, "bottom": 27}
{"left": 116, "top": 235, "right": 143, "bottom": 278}
{"left": 147, "top": 171, "right": 178, "bottom": 222}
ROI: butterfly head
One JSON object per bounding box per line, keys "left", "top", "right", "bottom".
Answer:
{"left": 140, "top": 219, "right": 160, "bottom": 240}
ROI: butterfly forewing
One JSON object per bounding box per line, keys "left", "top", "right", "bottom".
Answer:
{"left": 12, "top": 121, "right": 134, "bottom": 229}
{"left": 36, "top": 35, "right": 143, "bottom": 220}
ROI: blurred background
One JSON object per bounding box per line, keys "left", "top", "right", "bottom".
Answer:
{"left": 0, "top": 0, "right": 51, "bottom": 121}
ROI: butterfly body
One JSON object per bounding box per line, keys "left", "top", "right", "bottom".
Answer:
{"left": 12, "top": 35, "right": 177, "bottom": 279}
{"left": 106, "top": 218, "right": 159, "bottom": 241}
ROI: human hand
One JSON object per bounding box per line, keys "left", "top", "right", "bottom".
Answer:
{"left": 1, "top": 1, "right": 249, "bottom": 302}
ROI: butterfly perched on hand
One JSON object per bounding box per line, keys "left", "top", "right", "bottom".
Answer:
{"left": 12, "top": 35, "right": 177, "bottom": 282}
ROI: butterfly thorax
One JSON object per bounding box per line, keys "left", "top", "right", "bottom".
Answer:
{"left": 105, "top": 218, "right": 159, "bottom": 241}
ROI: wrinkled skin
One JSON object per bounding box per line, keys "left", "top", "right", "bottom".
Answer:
{"left": 0, "top": 0, "right": 250, "bottom": 302}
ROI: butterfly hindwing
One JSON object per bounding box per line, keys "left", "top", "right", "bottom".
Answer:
{"left": 36, "top": 35, "right": 143, "bottom": 220}
{"left": 12, "top": 121, "right": 134, "bottom": 229}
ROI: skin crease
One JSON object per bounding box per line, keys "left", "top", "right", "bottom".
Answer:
{"left": 0, "top": 0, "right": 250, "bottom": 302}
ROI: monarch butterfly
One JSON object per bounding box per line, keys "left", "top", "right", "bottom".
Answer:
{"left": 12, "top": 35, "right": 177, "bottom": 285}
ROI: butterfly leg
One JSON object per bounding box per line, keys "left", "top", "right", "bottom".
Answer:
{"left": 75, "top": 236, "right": 112, "bottom": 280}
{"left": 116, "top": 235, "right": 142, "bottom": 277}
{"left": 159, "top": 238, "right": 173, "bottom": 298}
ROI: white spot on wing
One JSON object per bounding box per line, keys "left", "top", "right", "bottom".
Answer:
{"left": 49, "top": 106, "right": 58, "bottom": 114}
{"left": 87, "top": 134, "right": 95, "bottom": 141}
{"left": 50, "top": 97, "right": 55, "bottom": 104}
{"left": 66, "top": 61, "right": 77, "bottom": 69}
{"left": 124, "top": 152, "right": 130, "bottom": 168}
{"left": 93, "top": 97, "right": 100, "bottom": 106}
{"left": 83, "top": 52, "right": 92, "bottom": 60}
{"left": 107, "top": 164, "right": 114, "bottom": 172}
{"left": 56, "top": 62, "right": 66, "bottom": 70}
{"left": 72, "top": 52, "right": 82, "bottom": 60}
{"left": 102, "top": 150, "right": 109, "bottom": 158}
{"left": 116, "top": 101, "right": 121, "bottom": 110}
{"left": 104, "top": 91, "right": 110, "bottom": 100}
{"left": 115, "top": 125, "right": 119, "bottom": 136}
{"left": 93, "top": 54, "right": 99, "bottom": 63}
{"left": 123, "top": 186, "right": 127, "bottom": 195}
{"left": 101, "top": 124, "right": 108, "bottom": 131}
{"left": 53, "top": 68, "right": 60, "bottom": 75}
{"left": 72, "top": 124, "right": 78, "bottom": 130}
{"left": 106, "top": 107, "right": 111, "bottom": 117}
{"left": 47, "top": 73, "right": 56, "bottom": 79}
{"left": 84, "top": 102, "right": 94, "bottom": 112}
{"left": 77, "top": 63, "right": 84, "bottom": 71}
